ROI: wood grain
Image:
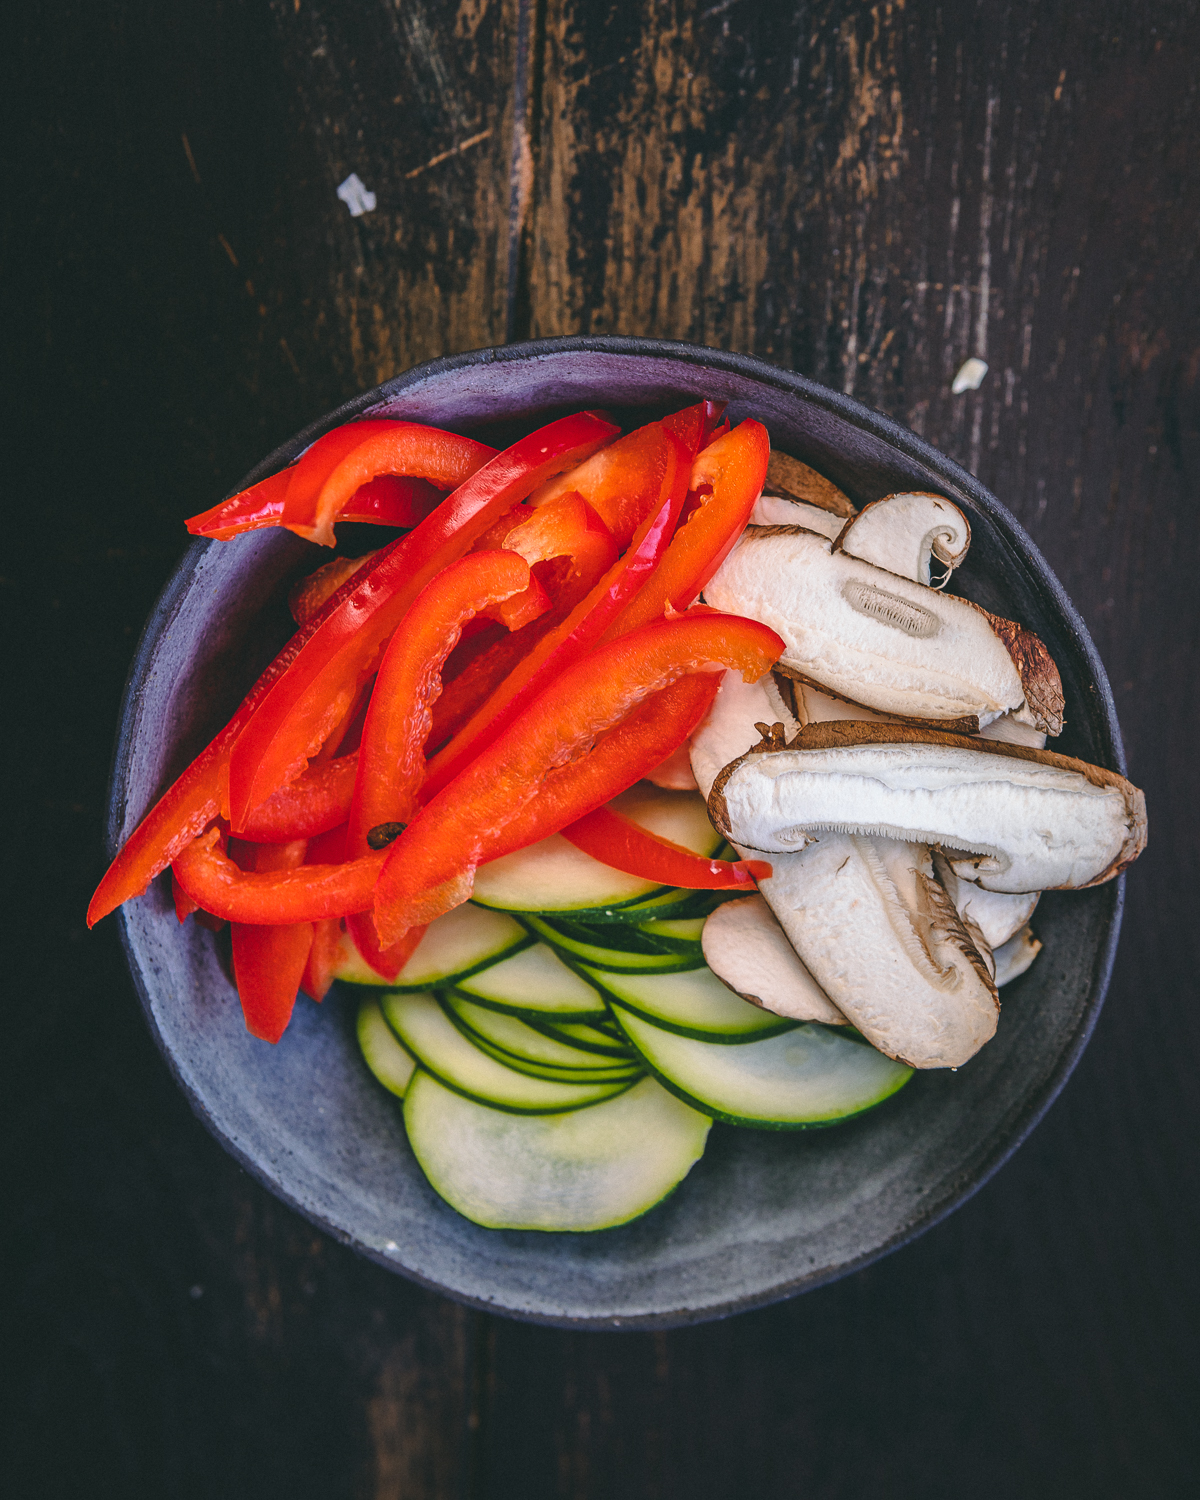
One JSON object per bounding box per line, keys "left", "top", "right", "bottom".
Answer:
{"left": 6, "top": 0, "right": 1200, "bottom": 1496}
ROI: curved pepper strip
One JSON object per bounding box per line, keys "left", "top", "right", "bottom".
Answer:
{"left": 474, "top": 673, "right": 720, "bottom": 868}
{"left": 420, "top": 412, "right": 703, "bottom": 802}
{"left": 525, "top": 403, "right": 718, "bottom": 550}
{"left": 560, "top": 806, "right": 772, "bottom": 890}
{"left": 172, "top": 829, "right": 385, "bottom": 923}
{"left": 303, "top": 424, "right": 502, "bottom": 548}
{"left": 237, "top": 754, "right": 359, "bottom": 843}
{"left": 342, "top": 550, "right": 534, "bottom": 980}
{"left": 301, "top": 918, "right": 346, "bottom": 1003}
{"left": 230, "top": 840, "right": 314, "bottom": 1043}
{"left": 372, "top": 612, "right": 784, "bottom": 943}
{"left": 186, "top": 421, "right": 493, "bottom": 542}
{"left": 226, "top": 411, "right": 620, "bottom": 828}
{"left": 85, "top": 551, "right": 389, "bottom": 928}
{"left": 599, "top": 419, "right": 770, "bottom": 641}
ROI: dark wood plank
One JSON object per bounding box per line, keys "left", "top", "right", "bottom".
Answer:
{"left": 479, "top": 3, "right": 1200, "bottom": 1495}
{"left": 5, "top": 2, "right": 516, "bottom": 1495}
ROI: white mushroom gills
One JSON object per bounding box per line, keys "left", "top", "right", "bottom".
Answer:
{"left": 710, "top": 737, "right": 1146, "bottom": 894}
{"left": 754, "top": 836, "right": 999, "bottom": 1069}
{"left": 703, "top": 527, "right": 1062, "bottom": 734}
{"left": 835, "top": 492, "right": 971, "bottom": 589}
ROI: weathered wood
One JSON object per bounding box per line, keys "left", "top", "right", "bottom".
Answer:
{"left": 7, "top": 0, "right": 1200, "bottom": 1495}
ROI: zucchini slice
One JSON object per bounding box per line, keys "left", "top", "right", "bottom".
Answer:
{"left": 443, "top": 995, "right": 638, "bottom": 1074}
{"left": 453, "top": 942, "right": 608, "bottom": 1020}
{"left": 611, "top": 1006, "right": 913, "bottom": 1128}
{"left": 335, "top": 903, "right": 530, "bottom": 989}
{"left": 581, "top": 965, "right": 799, "bottom": 1042}
{"left": 356, "top": 996, "right": 417, "bottom": 1097}
{"left": 403, "top": 1072, "right": 712, "bottom": 1231}
{"left": 525, "top": 914, "right": 706, "bottom": 974}
{"left": 381, "top": 992, "right": 628, "bottom": 1114}
{"left": 527, "top": 1017, "right": 639, "bottom": 1059}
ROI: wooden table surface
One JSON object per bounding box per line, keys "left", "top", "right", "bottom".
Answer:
{"left": 8, "top": 2, "right": 1199, "bottom": 1495}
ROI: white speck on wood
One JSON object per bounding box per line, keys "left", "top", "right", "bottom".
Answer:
{"left": 952, "top": 357, "right": 989, "bottom": 393}
{"left": 337, "top": 173, "right": 376, "bottom": 217}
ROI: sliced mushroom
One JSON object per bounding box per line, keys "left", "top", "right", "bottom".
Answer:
{"left": 799, "top": 684, "right": 897, "bottom": 728}
{"left": 992, "top": 925, "right": 1042, "bottom": 986}
{"left": 932, "top": 852, "right": 1039, "bottom": 950}
{"left": 689, "top": 668, "right": 800, "bottom": 800}
{"left": 749, "top": 497, "right": 846, "bottom": 538}
{"left": 644, "top": 740, "right": 700, "bottom": 792}
{"left": 702, "top": 527, "right": 1064, "bottom": 735}
{"left": 976, "top": 713, "right": 1047, "bottom": 749}
{"left": 701, "top": 895, "right": 848, "bottom": 1025}
{"left": 763, "top": 451, "right": 856, "bottom": 518}
{"left": 755, "top": 835, "right": 998, "bottom": 1068}
{"left": 835, "top": 493, "right": 971, "bottom": 588}
{"left": 709, "top": 721, "right": 1147, "bottom": 895}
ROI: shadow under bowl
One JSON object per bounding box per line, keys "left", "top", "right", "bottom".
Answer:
{"left": 108, "top": 337, "right": 1124, "bottom": 1328}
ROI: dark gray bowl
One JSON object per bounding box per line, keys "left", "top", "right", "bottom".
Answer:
{"left": 108, "top": 337, "right": 1124, "bottom": 1328}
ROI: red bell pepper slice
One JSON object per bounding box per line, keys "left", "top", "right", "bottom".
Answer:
{"left": 289, "top": 554, "right": 378, "bottom": 627}
{"left": 85, "top": 550, "right": 386, "bottom": 928}
{"left": 372, "top": 611, "right": 784, "bottom": 943}
{"left": 186, "top": 421, "right": 494, "bottom": 542}
{"left": 225, "top": 411, "right": 620, "bottom": 828}
{"left": 301, "top": 917, "right": 345, "bottom": 1003}
{"left": 346, "top": 550, "right": 535, "bottom": 860}
{"left": 300, "top": 423, "right": 504, "bottom": 548}
{"left": 474, "top": 673, "right": 720, "bottom": 868}
{"left": 172, "top": 828, "right": 385, "bottom": 923}
{"left": 237, "top": 753, "right": 359, "bottom": 843}
{"left": 560, "top": 807, "right": 771, "bottom": 890}
{"left": 342, "top": 550, "right": 535, "bottom": 979}
{"left": 420, "top": 414, "right": 702, "bottom": 802}
{"left": 229, "top": 840, "right": 314, "bottom": 1043}
{"left": 526, "top": 403, "right": 714, "bottom": 549}
{"left": 600, "top": 419, "right": 770, "bottom": 641}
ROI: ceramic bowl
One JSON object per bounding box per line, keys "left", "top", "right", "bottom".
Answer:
{"left": 108, "top": 337, "right": 1125, "bottom": 1328}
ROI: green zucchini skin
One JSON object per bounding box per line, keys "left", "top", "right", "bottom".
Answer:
{"left": 610, "top": 1004, "right": 913, "bottom": 1130}
{"left": 402, "top": 1072, "right": 712, "bottom": 1232}
{"left": 579, "top": 965, "right": 799, "bottom": 1044}
{"left": 523, "top": 914, "right": 707, "bottom": 975}
{"left": 356, "top": 997, "right": 417, "bottom": 1098}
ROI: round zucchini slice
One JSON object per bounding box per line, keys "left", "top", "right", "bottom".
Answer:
{"left": 335, "top": 903, "right": 530, "bottom": 989}
{"left": 582, "top": 965, "right": 799, "bottom": 1042}
{"left": 453, "top": 941, "right": 608, "bottom": 1019}
{"left": 356, "top": 996, "right": 417, "bottom": 1097}
{"left": 403, "top": 1072, "right": 712, "bottom": 1230}
{"left": 381, "top": 992, "right": 629, "bottom": 1114}
{"left": 611, "top": 1004, "right": 913, "bottom": 1128}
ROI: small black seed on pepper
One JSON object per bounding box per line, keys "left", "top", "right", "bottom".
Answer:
{"left": 367, "top": 822, "right": 407, "bottom": 850}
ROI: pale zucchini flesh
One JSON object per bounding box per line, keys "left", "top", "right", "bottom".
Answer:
{"left": 582, "top": 965, "right": 799, "bottom": 1042}
{"left": 453, "top": 941, "right": 608, "bottom": 1019}
{"left": 612, "top": 1005, "right": 913, "bottom": 1128}
{"left": 336, "top": 903, "right": 530, "bottom": 989}
{"left": 403, "top": 1072, "right": 712, "bottom": 1231}
{"left": 356, "top": 997, "right": 417, "bottom": 1097}
{"left": 381, "top": 992, "right": 629, "bottom": 1114}
{"left": 444, "top": 995, "right": 638, "bottom": 1073}
{"left": 526, "top": 914, "right": 707, "bottom": 974}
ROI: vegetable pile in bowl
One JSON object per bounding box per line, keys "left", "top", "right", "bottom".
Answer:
{"left": 92, "top": 389, "right": 1145, "bottom": 1237}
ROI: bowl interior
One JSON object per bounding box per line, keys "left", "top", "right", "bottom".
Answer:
{"left": 110, "top": 340, "right": 1122, "bottom": 1327}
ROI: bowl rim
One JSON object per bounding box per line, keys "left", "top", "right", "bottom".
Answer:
{"left": 107, "top": 335, "right": 1126, "bottom": 1327}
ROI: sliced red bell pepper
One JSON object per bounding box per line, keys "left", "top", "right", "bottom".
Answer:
{"left": 229, "top": 839, "right": 314, "bottom": 1042}
{"left": 225, "top": 411, "right": 620, "bottom": 828}
{"left": 560, "top": 807, "right": 771, "bottom": 889}
{"left": 346, "top": 550, "right": 536, "bottom": 861}
{"left": 420, "top": 416, "right": 702, "bottom": 802}
{"left": 172, "top": 828, "right": 385, "bottom": 923}
{"left": 301, "top": 917, "right": 345, "bottom": 1003}
{"left": 475, "top": 673, "right": 720, "bottom": 868}
{"left": 289, "top": 554, "right": 378, "bottom": 628}
{"left": 300, "top": 423, "right": 504, "bottom": 548}
{"left": 237, "top": 753, "right": 359, "bottom": 843}
{"left": 86, "top": 552, "right": 379, "bottom": 928}
{"left": 186, "top": 421, "right": 493, "bottom": 542}
{"left": 599, "top": 419, "right": 770, "bottom": 641}
{"left": 372, "top": 612, "right": 784, "bottom": 943}
{"left": 172, "top": 871, "right": 199, "bottom": 922}
{"left": 526, "top": 404, "right": 713, "bottom": 549}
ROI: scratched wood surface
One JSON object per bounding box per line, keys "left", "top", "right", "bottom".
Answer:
{"left": 7, "top": 0, "right": 1200, "bottom": 1495}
